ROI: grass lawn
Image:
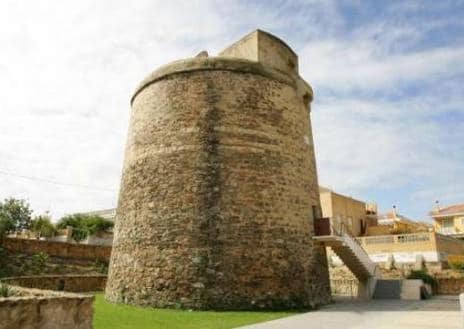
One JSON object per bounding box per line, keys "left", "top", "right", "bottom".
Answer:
{"left": 93, "top": 294, "right": 295, "bottom": 329}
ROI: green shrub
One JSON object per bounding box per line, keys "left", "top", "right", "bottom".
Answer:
{"left": 0, "top": 247, "right": 10, "bottom": 278}
{"left": 56, "top": 214, "right": 113, "bottom": 242}
{"left": 0, "top": 220, "right": 10, "bottom": 244}
{"left": 450, "top": 261, "right": 464, "bottom": 270}
{"left": 30, "top": 252, "right": 49, "bottom": 274}
{"left": 407, "top": 270, "right": 437, "bottom": 287}
{"left": 0, "top": 247, "right": 6, "bottom": 265}
{"left": 30, "top": 215, "right": 56, "bottom": 238}
{"left": 0, "top": 283, "right": 12, "bottom": 297}
{"left": 93, "top": 260, "right": 109, "bottom": 274}
{"left": 448, "top": 255, "right": 464, "bottom": 270}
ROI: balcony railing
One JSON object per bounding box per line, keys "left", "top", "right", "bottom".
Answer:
{"left": 356, "top": 232, "right": 432, "bottom": 246}
{"left": 436, "top": 227, "right": 457, "bottom": 235}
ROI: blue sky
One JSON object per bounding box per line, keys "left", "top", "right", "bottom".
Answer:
{"left": 0, "top": 0, "right": 463, "bottom": 221}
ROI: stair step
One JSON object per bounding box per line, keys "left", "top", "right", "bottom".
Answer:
{"left": 326, "top": 235, "right": 378, "bottom": 281}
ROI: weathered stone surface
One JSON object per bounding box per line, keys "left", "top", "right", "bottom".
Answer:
{"left": 1, "top": 275, "right": 107, "bottom": 293}
{"left": 4, "top": 237, "right": 111, "bottom": 262}
{"left": 0, "top": 286, "right": 93, "bottom": 329}
{"left": 106, "top": 30, "right": 330, "bottom": 310}
{"left": 436, "top": 277, "right": 464, "bottom": 295}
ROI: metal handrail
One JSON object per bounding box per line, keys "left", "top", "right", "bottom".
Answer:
{"left": 331, "top": 222, "right": 360, "bottom": 245}
{"left": 331, "top": 221, "right": 377, "bottom": 275}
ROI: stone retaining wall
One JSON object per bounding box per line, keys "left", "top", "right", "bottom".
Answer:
{"left": 1, "top": 275, "right": 107, "bottom": 292}
{"left": 436, "top": 278, "right": 464, "bottom": 295}
{"left": 0, "top": 286, "right": 93, "bottom": 329}
{"left": 3, "top": 237, "right": 111, "bottom": 262}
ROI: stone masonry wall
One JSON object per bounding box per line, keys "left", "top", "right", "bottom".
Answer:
{"left": 106, "top": 56, "right": 331, "bottom": 310}
{"left": 0, "top": 286, "right": 93, "bottom": 329}
{"left": 1, "top": 275, "right": 107, "bottom": 293}
{"left": 3, "top": 237, "right": 111, "bottom": 262}
{"left": 436, "top": 278, "right": 464, "bottom": 295}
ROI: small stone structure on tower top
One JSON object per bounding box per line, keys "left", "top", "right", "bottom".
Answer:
{"left": 105, "top": 30, "right": 331, "bottom": 310}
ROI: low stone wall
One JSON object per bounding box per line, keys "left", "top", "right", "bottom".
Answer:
{"left": 436, "top": 278, "right": 464, "bottom": 295}
{"left": 0, "top": 286, "right": 93, "bottom": 329}
{"left": 3, "top": 237, "right": 111, "bottom": 262}
{"left": 1, "top": 275, "right": 107, "bottom": 293}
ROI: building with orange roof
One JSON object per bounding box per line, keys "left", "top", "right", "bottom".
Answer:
{"left": 431, "top": 203, "right": 464, "bottom": 239}
{"left": 368, "top": 208, "right": 431, "bottom": 236}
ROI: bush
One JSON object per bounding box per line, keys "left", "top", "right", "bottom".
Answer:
{"left": 30, "top": 215, "right": 56, "bottom": 238}
{"left": 30, "top": 252, "right": 49, "bottom": 274}
{"left": 0, "top": 283, "right": 12, "bottom": 297}
{"left": 93, "top": 260, "right": 109, "bottom": 274}
{"left": 0, "top": 216, "right": 14, "bottom": 244}
{"left": 407, "top": 270, "right": 437, "bottom": 287}
{"left": 0, "top": 247, "right": 6, "bottom": 265}
{"left": 56, "top": 214, "right": 113, "bottom": 242}
{"left": 0, "top": 247, "right": 10, "bottom": 277}
{"left": 448, "top": 255, "right": 464, "bottom": 270}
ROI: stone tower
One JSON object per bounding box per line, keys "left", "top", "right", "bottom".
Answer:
{"left": 105, "top": 30, "right": 331, "bottom": 310}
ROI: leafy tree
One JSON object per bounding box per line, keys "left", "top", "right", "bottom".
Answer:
{"left": 56, "top": 213, "right": 113, "bottom": 242}
{"left": 0, "top": 219, "right": 13, "bottom": 243}
{"left": 30, "top": 215, "right": 56, "bottom": 238}
{"left": 0, "top": 198, "right": 33, "bottom": 240}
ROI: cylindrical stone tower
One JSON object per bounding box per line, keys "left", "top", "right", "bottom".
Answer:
{"left": 106, "top": 30, "right": 331, "bottom": 310}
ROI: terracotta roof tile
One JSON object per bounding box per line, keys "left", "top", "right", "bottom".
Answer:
{"left": 433, "top": 203, "right": 464, "bottom": 216}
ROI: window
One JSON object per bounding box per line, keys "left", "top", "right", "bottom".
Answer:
{"left": 440, "top": 218, "right": 455, "bottom": 235}
{"left": 443, "top": 219, "right": 453, "bottom": 228}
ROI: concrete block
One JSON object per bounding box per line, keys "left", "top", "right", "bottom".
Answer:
{"left": 400, "top": 279, "right": 423, "bottom": 300}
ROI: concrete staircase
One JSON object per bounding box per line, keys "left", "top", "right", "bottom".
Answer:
{"left": 314, "top": 229, "right": 380, "bottom": 299}
{"left": 315, "top": 233, "right": 379, "bottom": 281}
{"left": 313, "top": 221, "right": 427, "bottom": 300}
{"left": 373, "top": 279, "right": 426, "bottom": 300}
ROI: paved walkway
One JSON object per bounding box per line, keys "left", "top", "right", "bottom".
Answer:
{"left": 239, "top": 296, "right": 461, "bottom": 329}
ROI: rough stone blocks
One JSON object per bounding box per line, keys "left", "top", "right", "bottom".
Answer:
{"left": 106, "top": 30, "right": 331, "bottom": 310}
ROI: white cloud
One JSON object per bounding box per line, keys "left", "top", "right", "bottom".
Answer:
{"left": 312, "top": 92, "right": 464, "bottom": 217}
{"left": 0, "top": 0, "right": 462, "bottom": 221}
{"left": 300, "top": 39, "right": 464, "bottom": 93}
{"left": 296, "top": 12, "right": 464, "bottom": 218}
{"left": 0, "top": 0, "right": 230, "bottom": 218}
